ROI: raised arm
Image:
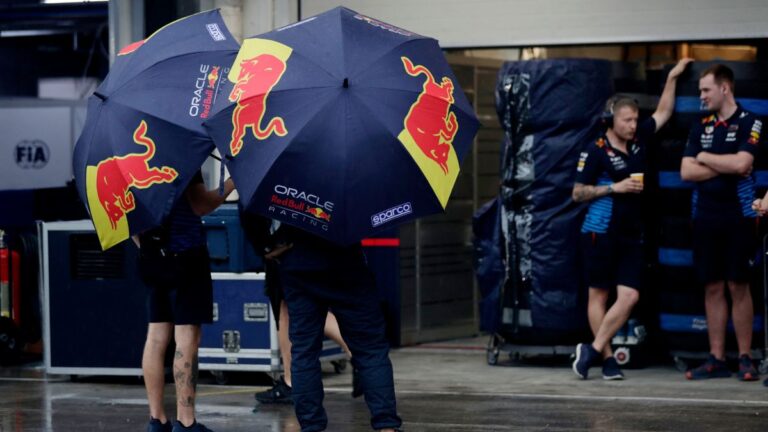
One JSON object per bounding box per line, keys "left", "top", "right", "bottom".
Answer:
{"left": 187, "top": 178, "right": 236, "bottom": 216}
{"left": 652, "top": 58, "right": 694, "bottom": 131}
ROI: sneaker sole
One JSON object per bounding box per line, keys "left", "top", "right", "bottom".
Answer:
{"left": 685, "top": 371, "right": 732, "bottom": 380}
{"left": 572, "top": 343, "right": 587, "bottom": 379}
{"left": 603, "top": 374, "right": 624, "bottom": 380}
{"left": 738, "top": 373, "right": 759, "bottom": 381}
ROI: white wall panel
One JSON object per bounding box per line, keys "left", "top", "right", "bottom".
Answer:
{"left": 301, "top": 0, "right": 768, "bottom": 47}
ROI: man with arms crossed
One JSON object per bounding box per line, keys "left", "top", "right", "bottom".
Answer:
{"left": 680, "top": 64, "right": 761, "bottom": 381}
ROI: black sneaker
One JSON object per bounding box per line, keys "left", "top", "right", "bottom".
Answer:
{"left": 685, "top": 354, "right": 731, "bottom": 380}
{"left": 572, "top": 343, "right": 600, "bottom": 379}
{"left": 352, "top": 367, "right": 363, "bottom": 398}
{"left": 171, "top": 420, "right": 213, "bottom": 432}
{"left": 602, "top": 356, "right": 624, "bottom": 380}
{"left": 737, "top": 354, "right": 759, "bottom": 381}
{"left": 255, "top": 376, "right": 293, "bottom": 404}
{"left": 147, "top": 418, "right": 172, "bottom": 432}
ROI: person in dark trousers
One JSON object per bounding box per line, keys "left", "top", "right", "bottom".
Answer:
{"left": 270, "top": 224, "right": 401, "bottom": 432}
{"left": 140, "top": 173, "right": 235, "bottom": 432}
{"left": 238, "top": 211, "right": 359, "bottom": 405}
{"left": 751, "top": 195, "right": 768, "bottom": 387}
{"left": 572, "top": 58, "right": 693, "bottom": 380}
{"left": 680, "top": 64, "right": 762, "bottom": 381}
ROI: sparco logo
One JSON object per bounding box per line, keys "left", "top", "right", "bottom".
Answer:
{"left": 371, "top": 202, "right": 412, "bottom": 227}
{"left": 274, "top": 185, "right": 334, "bottom": 211}
{"left": 206, "top": 23, "right": 226, "bottom": 41}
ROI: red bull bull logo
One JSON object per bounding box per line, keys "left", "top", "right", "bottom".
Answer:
{"left": 397, "top": 57, "right": 461, "bottom": 209}
{"left": 227, "top": 39, "right": 293, "bottom": 157}
{"left": 306, "top": 206, "right": 331, "bottom": 222}
{"left": 207, "top": 66, "right": 220, "bottom": 89}
{"left": 401, "top": 57, "right": 458, "bottom": 174}
{"left": 86, "top": 120, "right": 178, "bottom": 249}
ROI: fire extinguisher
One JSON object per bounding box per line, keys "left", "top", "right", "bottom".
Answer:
{"left": 0, "top": 229, "right": 21, "bottom": 325}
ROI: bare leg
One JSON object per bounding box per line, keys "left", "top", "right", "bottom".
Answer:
{"left": 592, "top": 286, "right": 639, "bottom": 353}
{"left": 324, "top": 311, "right": 352, "bottom": 357}
{"left": 173, "top": 325, "right": 201, "bottom": 427}
{"left": 587, "top": 288, "right": 613, "bottom": 359}
{"left": 278, "top": 301, "right": 292, "bottom": 386}
{"left": 728, "top": 281, "right": 754, "bottom": 356}
{"left": 704, "top": 281, "right": 728, "bottom": 360}
{"left": 143, "top": 322, "right": 172, "bottom": 423}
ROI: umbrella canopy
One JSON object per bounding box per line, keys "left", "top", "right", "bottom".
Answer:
{"left": 204, "top": 6, "right": 480, "bottom": 245}
{"left": 73, "top": 9, "right": 238, "bottom": 249}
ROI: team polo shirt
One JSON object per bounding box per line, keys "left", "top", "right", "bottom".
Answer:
{"left": 576, "top": 117, "right": 656, "bottom": 235}
{"left": 683, "top": 106, "right": 762, "bottom": 221}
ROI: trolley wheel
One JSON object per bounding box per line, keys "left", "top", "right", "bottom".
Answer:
{"left": 673, "top": 356, "right": 688, "bottom": 372}
{"left": 331, "top": 359, "right": 347, "bottom": 374}
{"left": 758, "top": 359, "right": 768, "bottom": 375}
{"left": 487, "top": 348, "right": 500, "bottom": 366}
{"left": 211, "top": 370, "right": 229, "bottom": 385}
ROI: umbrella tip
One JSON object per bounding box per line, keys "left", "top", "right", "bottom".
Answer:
{"left": 343, "top": 78, "right": 349, "bottom": 88}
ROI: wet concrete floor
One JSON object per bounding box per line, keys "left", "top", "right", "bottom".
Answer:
{"left": 1, "top": 341, "right": 766, "bottom": 431}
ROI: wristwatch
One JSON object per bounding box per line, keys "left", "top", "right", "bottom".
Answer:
{"left": 607, "top": 184, "right": 614, "bottom": 194}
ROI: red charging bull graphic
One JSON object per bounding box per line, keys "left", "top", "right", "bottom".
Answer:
{"left": 228, "top": 54, "right": 288, "bottom": 156}
{"left": 401, "top": 56, "right": 458, "bottom": 174}
{"left": 94, "top": 120, "right": 178, "bottom": 229}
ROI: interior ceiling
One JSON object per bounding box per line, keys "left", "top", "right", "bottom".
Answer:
{"left": 0, "top": 1, "right": 107, "bottom": 35}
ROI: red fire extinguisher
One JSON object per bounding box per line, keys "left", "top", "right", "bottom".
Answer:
{"left": 0, "top": 229, "right": 21, "bottom": 326}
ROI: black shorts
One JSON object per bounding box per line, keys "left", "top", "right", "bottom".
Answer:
{"left": 692, "top": 218, "right": 757, "bottom": 284}
{"left": 138, "top": 245, "right": 213, "bottom": 325}
{"left": 581, "top": 232, "right": 643, "bottom": 291}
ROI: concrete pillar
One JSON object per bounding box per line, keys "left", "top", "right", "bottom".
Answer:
{"left": 107, "top": 0, "right": 144, "bottom": 64}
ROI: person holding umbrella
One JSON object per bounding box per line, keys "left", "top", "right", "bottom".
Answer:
{"left": 140, "top": 173, "right": 235, "bottom": 432}
{"left": 70, "top": 9, "right": 240, "bottom": 432}
{"left": 238, "top": 211, "right": 360, "bottom": 405}
{"left": 204, "top": 7, "right": 479, "bottom": 430}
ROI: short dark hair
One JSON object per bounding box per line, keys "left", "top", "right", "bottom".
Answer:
{"left": 700, "top": 64, "right": 735, "bottom": 92}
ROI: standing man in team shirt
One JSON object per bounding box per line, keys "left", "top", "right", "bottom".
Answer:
{"left": 680, "top": 64, "right": 762, "bottom": 381}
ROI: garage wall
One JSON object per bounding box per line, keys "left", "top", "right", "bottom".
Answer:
{"left": 301, "top": 0, "right": 768, "bottom": 47}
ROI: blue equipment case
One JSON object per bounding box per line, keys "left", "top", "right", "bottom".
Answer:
{"left": 199, "top": 272, "right": 347, "bottom": 374}
{"left": 201, "top": 204, "right": 262, "bottom": 273}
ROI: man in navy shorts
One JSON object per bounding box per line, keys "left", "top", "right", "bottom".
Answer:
{"left": 139, "top": 172, "right": 235, "bottom": 432}
{"left": 572, "top": 59, "right": 692, "bottom": 380}
{"left": 680, "top": 64, "right": 762, "bottom": 381}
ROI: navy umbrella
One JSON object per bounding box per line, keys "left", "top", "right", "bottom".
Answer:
{"left": 73, "top": 10, "right": 238, "bottom": 249}
{"left": 204, "top": 6, "right": 480, "bottom": 245}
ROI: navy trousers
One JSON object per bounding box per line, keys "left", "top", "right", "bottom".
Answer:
{"left": 280, "top": 262, "right": 401, "bottom": 431}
